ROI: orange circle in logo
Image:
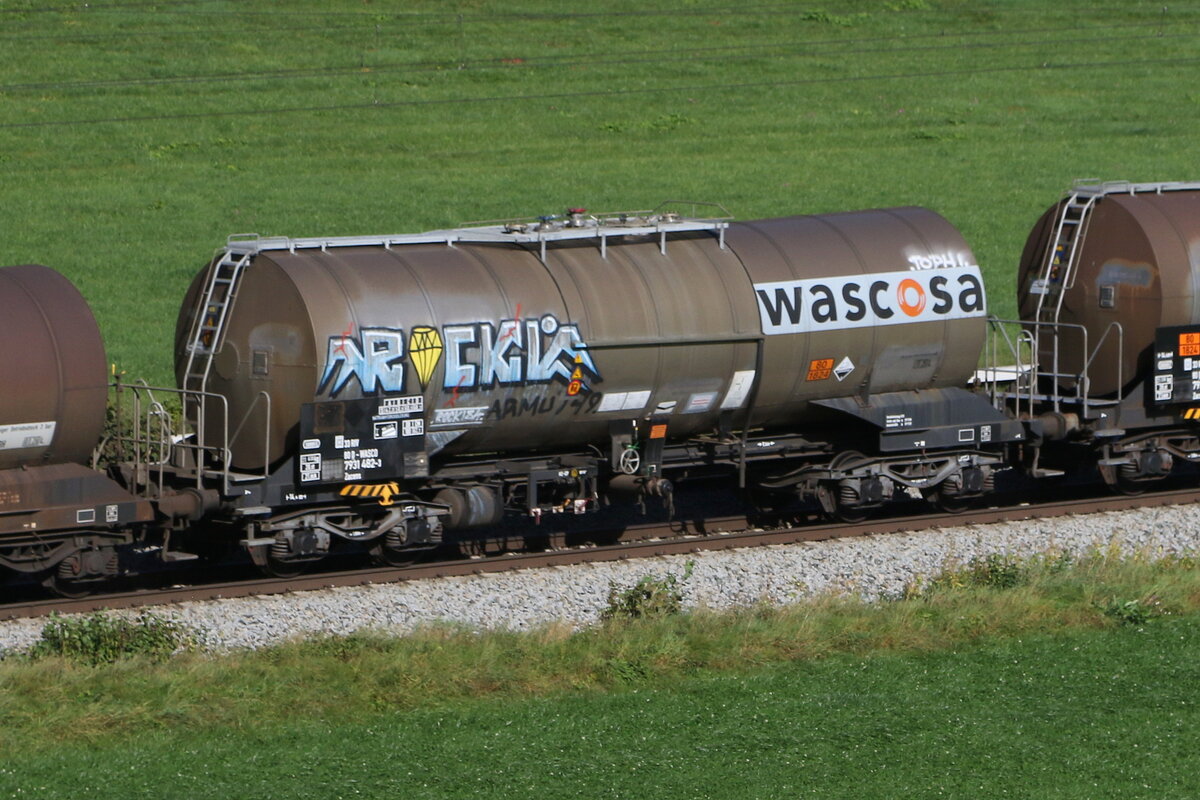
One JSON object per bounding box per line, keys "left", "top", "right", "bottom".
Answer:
{"left": 896, "top": 278, "right": 926, "bottom": 317}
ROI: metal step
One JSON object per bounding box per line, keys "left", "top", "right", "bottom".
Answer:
{"left": 201, "top": 468, "right": 265, "bottom": 483}
{"left": 991, "top": 390, "right": 1120, "bottom": 407}
{"left": 1029, "top": 467, "right": 1066, "bottom": 478}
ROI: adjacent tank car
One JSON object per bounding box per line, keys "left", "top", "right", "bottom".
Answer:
{"left": 1006, "top": 181, "right": 1200, "bottom": 490}
{"left": 0, "top": 265, "right": 155, "bottom": 593}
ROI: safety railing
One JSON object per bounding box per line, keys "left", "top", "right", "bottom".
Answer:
{"left": 225, "top": 202, "right": 732, "bottom": 264}
{"left": 984, "top": 317, "right": 1123, "bottom": 419}
{"left": 97, "top": 381, "right": 272, "bottom": 498}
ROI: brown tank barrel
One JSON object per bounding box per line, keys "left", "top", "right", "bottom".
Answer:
{"left": 179, "top": 208, "right": 986, "bottom": 470}
{"left": 0, "top": 265, "right": 108, "bottom": 469}
{"left": 1017, "top": 184, "right": 1200, "bottom": 397}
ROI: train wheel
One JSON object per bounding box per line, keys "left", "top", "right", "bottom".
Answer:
{"left": 815, "top": 480, "right": 871, "bottom": 523}
{"left": 1112, "top": 476, "right": 1150, "bottom": 496}
{"left": 827, "top": 451, "right": 872, "bottom": 523}
{"left": 833, "top": 503, "right": 869, "bottom": 524}
{"left": 371, "top": 543, "right": 438, "bottom": 568}
{"left": 43, "top": 572, "right": 94, "bottom": 599}
{"left": 259, "top": 553, "right": 308, "bottom": 579}
{"left": 930, "top": 488, "right": 972, "bottom": 514}
{"left": 1107, "top": 468, "right": 1161, "bottom": 496}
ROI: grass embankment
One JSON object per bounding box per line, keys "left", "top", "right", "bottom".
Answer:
{"left": 3, "top": 1, "right": 1198, "bottom": 383}
{"left": 3, "top": 550, "right": 1200, "bottom": 796}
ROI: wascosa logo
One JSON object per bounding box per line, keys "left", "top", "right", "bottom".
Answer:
{"left": 753, "top": 266, "right": 985, "bottom": 336}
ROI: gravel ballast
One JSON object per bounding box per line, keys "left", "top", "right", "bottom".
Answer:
{"left": 2, "top": 504, "right": 1197, "bottom": 655}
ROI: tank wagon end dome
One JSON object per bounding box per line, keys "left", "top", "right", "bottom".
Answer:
{"left": 0, "top": 264, "right": 108, "bottom": 470}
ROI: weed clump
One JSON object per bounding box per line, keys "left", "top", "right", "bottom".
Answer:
{"left": 918, "top": 552, "right": 1031, "bottom": 596}
{"left": 1101, "top": 595, "right": 1164, "bottom": 626}
{"left": 28, "top": 612, "right": 196, "bottom": 665}
{"left": 601, "top": 562, "right": 694, "bottom": 621}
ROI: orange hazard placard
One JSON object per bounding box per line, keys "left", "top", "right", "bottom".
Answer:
{"left": 806, "top": 358, "right": 834, "bottom": 381}
{"left": 1180, "top": 333, "right": 1200, "bottom": 357}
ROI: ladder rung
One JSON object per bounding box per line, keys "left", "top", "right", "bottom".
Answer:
{"left": 185, "top": 249, "right": 251, "bottom": 397}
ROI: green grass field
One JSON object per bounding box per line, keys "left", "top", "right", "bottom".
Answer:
{"left": 3, "top": 0, "right": 1199, "bottom": 383}
{"left": 8, "top": 621, "right": 1200, "bottom": 798}
{"left": 4, "top": 551, "right": 1200, "bottom": 798}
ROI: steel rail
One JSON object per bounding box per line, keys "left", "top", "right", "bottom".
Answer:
{"left": 3, "top": 486, "right": 1199, "bottom": 621}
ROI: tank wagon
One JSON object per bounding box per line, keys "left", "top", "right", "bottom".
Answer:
{"left": 1000, "top": 180, "right": 1200, "bottom": 490}
{"left": 166, "top": 204, "right": 1026, "bottom": 573}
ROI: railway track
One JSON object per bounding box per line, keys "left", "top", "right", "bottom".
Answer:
{"left": 4, "top": 485, "right": 1198, "bottom": 623}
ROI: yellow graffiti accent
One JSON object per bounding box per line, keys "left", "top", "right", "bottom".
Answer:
{"left": 408, "top": 325, "right": 443, "bottom": 389}
{"left": 339, "top": 482, "right": 401, "bottom": 506}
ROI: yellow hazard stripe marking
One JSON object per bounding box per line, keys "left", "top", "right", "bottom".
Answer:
{"left": 1186, "top": 408, "right": 1200, "bottom": 420}
{"left": 339, "top": 482, "right": 401, "bottom": 505}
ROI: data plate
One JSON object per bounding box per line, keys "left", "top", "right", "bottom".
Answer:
{"left": 1150, "top": 326, "right": 1200, "bottom": 405}
{"left": 297, "top": 395, "right": 426, "bottom": 484}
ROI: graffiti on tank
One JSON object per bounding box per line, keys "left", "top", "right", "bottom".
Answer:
{"left": 442, "top": 314, "right": 600, "bottom": 392}
{"left": 316, "top": 314, "right": 600, "bottom": 399}
{"left": 905, "top": 251, "right": 977, "bottom": 271}
{"left": 318, "top": 327, "right": 406, "bottom": 398}
{"left": 488, "top": 391, "right": 604, "bottom": 421}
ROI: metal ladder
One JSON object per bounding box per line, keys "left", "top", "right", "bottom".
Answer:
{"left": 180, "top": 247, "right": 253, "bottom": 447}
{"left": 1027, "top": 185, "right": 1102, "bottom": 392}
{"left": 1030, "top": 186, "right": 1100, "bottom": 330}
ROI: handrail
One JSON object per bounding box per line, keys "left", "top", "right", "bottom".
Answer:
{"left": 985, "top": 317, "right": 1124, "bottom": 418}
{"left": 223, "top": 207, "right": 731, "bottom": 260}
{"left": 103, "top": 380, "right": 273, "bottom": 498}
{"left": 981, "top": 318, "right": 1032, "bottom": 418}
{"left": 1081, "top": 321, "right": 1125, "bottom": 401}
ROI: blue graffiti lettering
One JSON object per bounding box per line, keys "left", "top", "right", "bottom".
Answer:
{"left": 530, "top": 314, "right": 597, "bottom": 384}
{"left": 442, "top": 314, "right": 599, "bottom": 391}
{"left": 442, "top": 325, "right": 478, "bottom": 390}
{"left": 478, "top": 320, "right": 524, "bottom": 386}
{"left": 317, "top": 328, "right": 406, "bottom": 398}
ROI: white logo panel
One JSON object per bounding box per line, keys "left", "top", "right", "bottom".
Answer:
{"left": 753, "top": 266, "right": 986, "bottom": 336}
